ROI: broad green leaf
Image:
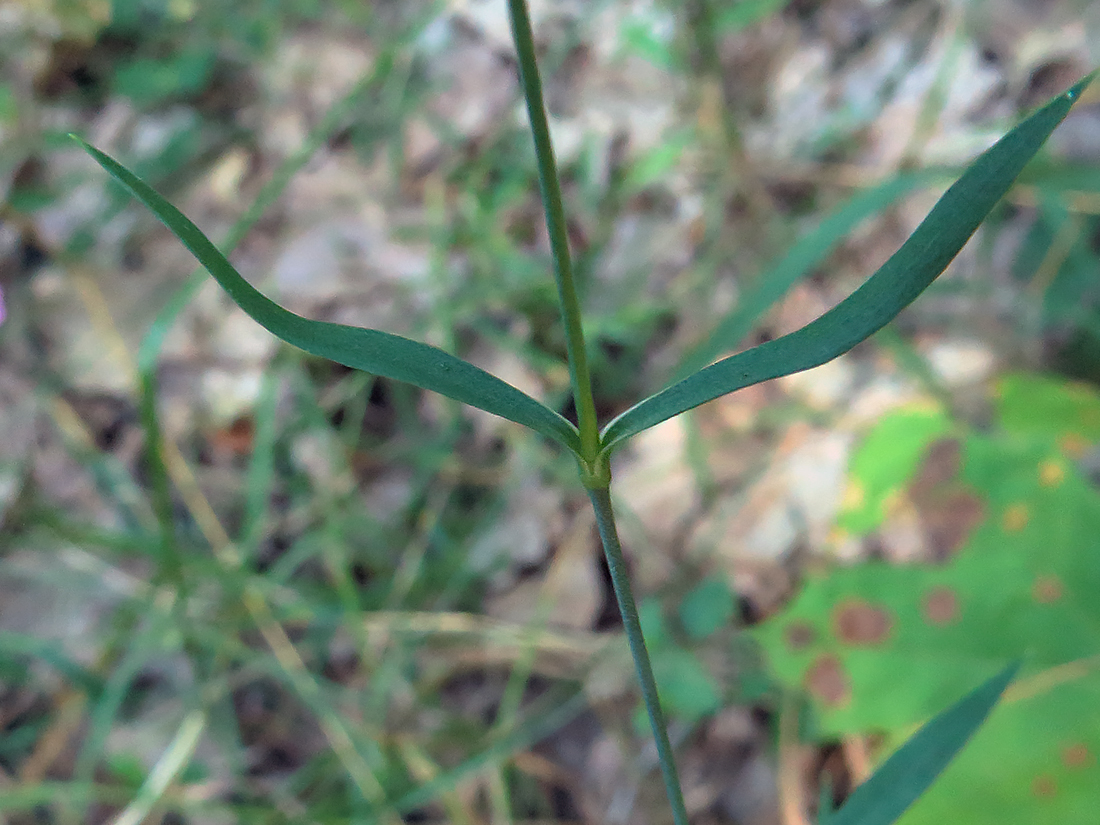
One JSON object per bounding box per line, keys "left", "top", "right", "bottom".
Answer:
{"left": 650, "top": 647, "right": 722, "bottom": 721}
{"left": 753, "top": 374, "right": 1100, "bottom": 825}
{"left": 836, "top": 406, "right": 953, "bottom": 535}
{"left": 627, "top": 129, "right": 694, "bottom": 190}
{"left": 74, "top": 138, "right": 581, "bottom": 455}
{"left": 679, "top": 575, "right": 735, "bottom": 640}
{"left": 618, "top": 15, "right": 678, "bottom": 71}
{"left": 639, "top": 596, "right": 674, "bottom": 648}
{"left": 821, "top": 663, "right": 1018, "bottom": 825}
{"left": 995, "top": 372, "right": 1100, "bottom": 448}
{"left": 601, "top": 73, "right": 1095, "bottom": 455}
{"left": 714, "top": 0, "right": 795, "bottom": 33}
{"left": 676, "top": 172, "right": 944, "bottom": 380}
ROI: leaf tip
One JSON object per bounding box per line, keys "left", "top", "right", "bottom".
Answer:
{"left": 68, "top": 134, "right": 101, "bottom": 161}
{"left": 1066, "top": 70, "right": 1097, "bottom": 102}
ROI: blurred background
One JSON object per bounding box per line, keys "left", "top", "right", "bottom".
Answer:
{"left": 1, "top": 0, "right": 1099, "bottom": 823}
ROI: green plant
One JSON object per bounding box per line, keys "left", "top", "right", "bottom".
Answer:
{"left": 753, "top": 372, "right": 1100, "bottom": 824}
{"left": 1010, "top": 184, "right": 1100, "bottom": 377}
{"left": 630, "top": 577, "right": 735, "bottom": 727}
{"left": 72, "top": 0, "right": 1095, "bottom": 820}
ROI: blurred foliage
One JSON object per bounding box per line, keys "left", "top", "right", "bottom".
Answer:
{"left": 752, "top": 373, "right": 1100, "bottom": 824}
{"left": 1, "top": 0, "right": 1098, "bottom": 821}
{"left": 635, "top": 574, "right": 738, "bottom": 725}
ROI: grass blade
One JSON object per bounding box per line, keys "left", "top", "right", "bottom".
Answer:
{"left": 112, "top": 710, "right": 206, "bottom": 825}
{"left": 601, "top": 72, "right": 1095, "bottom": 455}
{"left": 241, "top": 367, "right": 280, "bottom": 555}
{"left": 74, "top": 138, "right": 581, "bottom": 455}
{"left": 821, "top": 662, "right": 1018, "bottom": 825}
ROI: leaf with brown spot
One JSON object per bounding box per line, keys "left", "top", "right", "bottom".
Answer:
{"left": 1032, "top": 575, "right": 1064, "bottom": 604}
{"left": 750, "top": 373, "right": 1100, "bottom": 825}
{"left": 1061, "top": 743, "right": 1092, "bottom": 769}
{"left": 785, "top": 621, "right": 816, "bottom": 650}
{"left": 908, "top": 439, "right": 985, "bottom": 561}
{"left": 922, "top": 587, "right": 960, "bottom": 627}
{"left": 1031, "top": 775, "right": 1057, "bottom": 798}
{"left": 833, "top": 599, "right": 893, "bottom": 646}
{"left": 805, "top": 655, "right": 850, "bottom": 708}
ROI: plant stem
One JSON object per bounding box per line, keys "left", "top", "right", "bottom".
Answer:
{"left": 507, "top": 0, "right": 600, "bottom": 465}
{"left": 509, "top": 1, "right": 688, "bottom": 817}
{"left": 586, "top": 485, "right": 691, "bottom": 825}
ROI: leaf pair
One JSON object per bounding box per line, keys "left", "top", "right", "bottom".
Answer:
{"left": 74, "top": 60, "right": 1093, "bottom": 825}
{"left": 75, "top": 73, "right": 1093, "bottom": 463}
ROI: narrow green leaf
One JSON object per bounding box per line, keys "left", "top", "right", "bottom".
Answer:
{"left": 241, "top": 367, "right": 280, "bottom": 554}
{"left": 74, "top": 138, "right": 581, "bottom": 455}
{"left": 0, "top": 632, "right": 104, "bottom": 697}
{"left": 821, "top": 663, "right": 1018, "bottom": 825}
{"left": 601, "top": 73, "right": 1095, "bottom": 455}
{"left": 675, "top": 171, "right": 943, "bottom": 380}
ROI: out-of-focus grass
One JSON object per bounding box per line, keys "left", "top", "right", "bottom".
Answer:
{"left": 2, "top": 4, "right": 602, "bottom": 821}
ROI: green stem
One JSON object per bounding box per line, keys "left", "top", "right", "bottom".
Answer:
{"left": 507, "top": 0, "right": 600, "bottom": 465}
{"left": 586, "top": 485, "right": 691, "bottom": 825}
{"left": 139, "top": 372, "right": 185, "bottom": 593}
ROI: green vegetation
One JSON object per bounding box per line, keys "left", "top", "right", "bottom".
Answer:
{"left": 753, "top": 373, "right": 1100, "bottom": 824}
{"left": 2, "top": 0, "right": 1097, "bottom": 822}
{"left": 77, "top": 7, "right": 1093, "bottom": 825}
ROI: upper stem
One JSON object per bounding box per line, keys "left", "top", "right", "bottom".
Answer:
{"left": 506, "top": 0, "right": 600, "bottom": 463}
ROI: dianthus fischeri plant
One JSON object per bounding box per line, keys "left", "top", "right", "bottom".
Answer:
{"left": 73, "top": 0, "right": 1094, "bottom": 821}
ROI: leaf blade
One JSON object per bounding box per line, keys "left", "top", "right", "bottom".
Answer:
{"left": 822, "top": 662, "right": 1018, "bottom": 825}
{"left": 601, "top": 73, "right": 1095, "bottom": 454}
{"left": 75, "top": 138, "right": 580, "bottom": 454}
{"left": 675, "top": 171, "right": 943, "bottom": 380}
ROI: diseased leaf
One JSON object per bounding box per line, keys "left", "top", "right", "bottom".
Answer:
{"left": 995, "top": 372, "right": 1100, "bottom": 447}
{"left": 836, "top": 407, "right": 953, "bottom": 535}
{"left": 74, "top": 137, "right": 581, "bottom": 455}
{"left": 601, "top": 73, "right": 1095, "bottom": 455}
{"left": 821, "top": 663, "right": 1017, "bottom": 825}
{"left": 754, "top": 374, "right": 1100, "bottom": 825}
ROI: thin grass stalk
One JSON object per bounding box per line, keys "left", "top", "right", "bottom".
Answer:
{"left": 139, "top": 373, "right": 184, "bottom": 591}
{"left": 506, "top": 0, "right": 601, "bottom": 467}
{"left": 586, "top": 485, "right": 691, "bottom": 825}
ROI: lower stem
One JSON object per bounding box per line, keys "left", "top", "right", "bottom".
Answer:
{"left": 585, "top": 484, "right": 690, "bottom": 825}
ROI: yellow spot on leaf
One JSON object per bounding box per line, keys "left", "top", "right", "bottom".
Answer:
{"left": 883, "top": 489, "right": 904, "bottom": 516}
{"left": 842, "top": 482, "right": 864, "bottom": 510}
{"left": 1039, "top": 460, "right": 1065, "bottom": 487}
{"left": 1003, "top": 503, "right": 1029, "bottom": 532}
